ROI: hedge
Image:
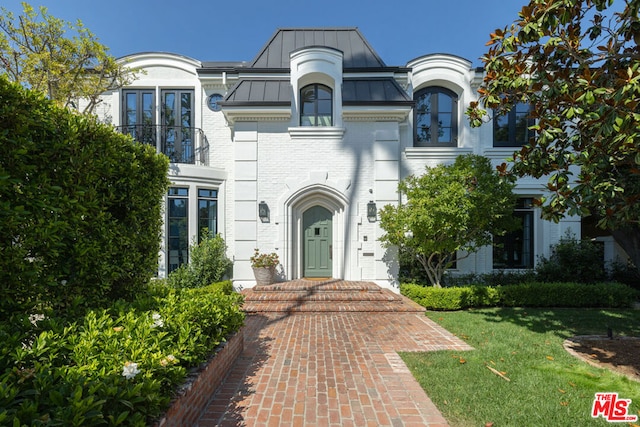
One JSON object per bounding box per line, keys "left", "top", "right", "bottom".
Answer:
{"left": 401, "top": 282, "right": 638, "bottom": 310}
{"left": 0, "top": 77, "right": 169, "bottom": 316}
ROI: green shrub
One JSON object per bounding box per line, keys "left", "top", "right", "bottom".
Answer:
{"left": 499, "top": 282, "right": 638, "bottom": 308}
{"left": 401, "top": 281, "right": 638, "bottom": 310}
{"left": 167, "top": 234, "right": 233, "bottom": 289}
{"left": 0, "top": 77, "right": 169, "bottom": 316}
{"left": 0, "top": 281, "right": 244, "bottom": 426}
{"left": 535, "top": 233, "right": 606, "bottom": 283}
{"left": 401, "top": 283, "right": 500, "bottom": 310}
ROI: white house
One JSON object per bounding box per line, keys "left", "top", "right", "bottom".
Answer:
{"left": 95, "top": 28, "right": 583, "bottom": 290}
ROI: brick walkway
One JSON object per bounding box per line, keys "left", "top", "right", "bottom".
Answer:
{"left": 196, "top": 280, "right": 472, "bottom": 427}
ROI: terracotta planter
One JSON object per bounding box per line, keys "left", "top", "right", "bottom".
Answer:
{"left": 252, "top": 266, "right": 276, "bottom": 286}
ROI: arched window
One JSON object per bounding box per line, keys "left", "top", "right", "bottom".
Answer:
{"left": 414, "top": 87, "right": 458, "bottom": 146}
{"left": 300, "top": 84, "right": 333, "bottom": 126}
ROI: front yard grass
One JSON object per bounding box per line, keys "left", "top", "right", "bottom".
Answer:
{"left": 401, "top": 308, "right": 640, "bottom": 427}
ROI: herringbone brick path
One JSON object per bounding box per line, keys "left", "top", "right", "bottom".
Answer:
{"left": 196, "top": 280, "right": 472, "bottom": 426}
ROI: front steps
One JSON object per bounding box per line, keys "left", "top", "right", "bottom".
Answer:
{"left": 240, "top": 279, "right": 426, "bottom": 313}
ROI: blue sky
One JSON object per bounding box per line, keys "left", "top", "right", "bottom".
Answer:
{"left": 2, "top": 0, "right": 526, "bottom": 66}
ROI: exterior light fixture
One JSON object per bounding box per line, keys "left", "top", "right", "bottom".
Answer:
{"left": 367, "top": 200, "right": 377, "bottom": 222}
{"left": 258, "top": 201, "right": 270, "bottom": 223}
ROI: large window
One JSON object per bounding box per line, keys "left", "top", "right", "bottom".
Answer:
{"left": 168, "top": 187, "right": 189, "bottom": 273}
{"left": 414, "top": 87, "right": 458, "bottom": 146}
{"left": 493, "top": 198, "right": 534, "bottom": 269}
{"left": 493, "top": 102, "right": 533, "bottom": 147}
{"left": 300, "top": 84, "right": 332, "bottom": 126}
{"left": 198, "top": 188, "right": 218, "bottom": 241}
{"left": 122, "top": 90, "right": 156, "bottom": 146}
{"left": 162, "top": 89, "right": 194, "bottom": 163}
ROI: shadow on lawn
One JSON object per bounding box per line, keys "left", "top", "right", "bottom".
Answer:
{"left": 471, "top": 307, "right": 640, "bottom": 339}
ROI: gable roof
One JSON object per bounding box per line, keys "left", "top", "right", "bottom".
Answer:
{"left": 250, "top": 28, "right": 387, "bottom": 69}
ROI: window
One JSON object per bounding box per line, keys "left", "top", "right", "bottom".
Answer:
{"left": 493, "top": 102, "right": 533, "bottom": 147}
{"left": 493, "top": 198, "right": 534, "bottom": 269}
{"left": 300, "top": 84, "right": 332, "bottom": 126}
{"left": 414, "top": 87, "right": 458, "bottom": 146}
{"left": 161, "top": 89, "right": 194, "bottom": 163}
{"left": 168, "top": 187, "right": 189, "bottom": 273}
{"left": 198, "top": 189, "right": 218, "bottom": 241}
{"left": 122, "top": 90, "right": 156, "bottom": 146}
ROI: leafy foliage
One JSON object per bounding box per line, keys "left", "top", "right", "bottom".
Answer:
{"left": 468, "top": 0, "right": 640, "bottom": 270}
{"left": 250, "top": 249, "right": 280, "bottom": 268}
{"left": 379, "top": 154, "right": 518, "bottom": 287}
{"left": 0, "top": 281, "right": 244, "bottom": 426}
{"left": 536, "top": 232, "right": 607, "bottom": 283}
{"left": 167, "top": 233, "right": 233, "bottom": 289}
{"left": 0, "top": 2, "right": 138, "bottom": 114}
{"left": 0, "top": 77, "right": 169, "bottom": 316}
{"left": 401, "top": 281, "right": 638, "bottom": 310}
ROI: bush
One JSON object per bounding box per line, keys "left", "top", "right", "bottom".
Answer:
{"left": 0, "top": 77, "right": 169, "bottom": 316}
{"left": 401, "top": 283, "right": 500, "bottom": 310}
{"left": 0, "top": 281, "right": 244, "bottom": 426}
{"left": 167, "top": 234, "right": 233, "bottom": 289}
{"left": 401, "top": 281, "right": 638, "bottom": 310}
{"left": 535, "top": 233, "right": 606, "bottom": 283}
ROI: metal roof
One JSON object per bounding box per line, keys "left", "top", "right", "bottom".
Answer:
{"left": 223, "top": 78, "right": 411, "bottom": 106}
{"left": 342, "top": 79, "right": 411, "bottom": 104}
{"left": 224, "top": 80, "right": 291, "bottom": 105}
{"left": 250, "top": 28, "right": 387, "bottom": 69}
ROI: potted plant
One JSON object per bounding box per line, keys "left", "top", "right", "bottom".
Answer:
{"left": 251, "top": 249, "right": 279, "bottom": 286}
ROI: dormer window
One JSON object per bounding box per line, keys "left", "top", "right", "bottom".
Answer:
{"left": 414, "top": 87, "right": 458, "bottom": 147}
{"left": 300, "top": 84, "right": 333, "bottom": 126}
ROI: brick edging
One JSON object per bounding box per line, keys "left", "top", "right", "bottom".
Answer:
{"left": 154, "top": 327, "right": 245, "bottom": 426}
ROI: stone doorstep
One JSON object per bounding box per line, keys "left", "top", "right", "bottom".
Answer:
{"left": 153, "top": 328, "right": 244, "bottom": 427}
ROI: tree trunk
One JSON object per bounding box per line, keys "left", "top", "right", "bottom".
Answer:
{"left": 610, "top": 227, "right": 640, "bottom": 272}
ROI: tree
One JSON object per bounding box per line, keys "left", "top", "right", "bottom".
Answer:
{"left": 0, "top": 2, "right": 136, "bottom": 114}
{"left": 379, "top": 154, "right": 518, "bottom": 287}
{"left": 467, "top": 0, "right": 640, "bottom": 270}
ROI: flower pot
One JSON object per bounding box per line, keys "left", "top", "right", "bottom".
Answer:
{"left": 252, "top": 266, "right": 276, "bottom": 286}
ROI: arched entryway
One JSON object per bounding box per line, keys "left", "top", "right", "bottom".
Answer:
{"left": 303, "top": 206, "right": 333, "bottom": 277}
{"left": 280, "top": 183, "right": 349, "bottom": 281}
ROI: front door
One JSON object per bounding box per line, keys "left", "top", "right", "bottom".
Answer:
{"left": 303, "top": 206, "right": 332, "bottom": 278}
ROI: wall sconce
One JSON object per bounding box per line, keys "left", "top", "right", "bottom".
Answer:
{"left": 367, "top": 200, "right": 377, "bottom": 222}
{"left": 258, "top": 201, "right": 270, "bottom": 223}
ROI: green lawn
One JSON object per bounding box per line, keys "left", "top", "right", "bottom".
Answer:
{"left": 401, "top": 308, "right": 640, "bottom": 427}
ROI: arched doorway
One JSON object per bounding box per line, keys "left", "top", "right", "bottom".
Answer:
{"left": 303, "top": 206, "right": 333, "bottom": 277}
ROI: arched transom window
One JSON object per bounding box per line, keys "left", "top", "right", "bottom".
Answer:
{"left": 300, "top": 84, "right": 333, "bottom": 126}
{"left": 414, "top": 87, "right": 458, "bottom": 146}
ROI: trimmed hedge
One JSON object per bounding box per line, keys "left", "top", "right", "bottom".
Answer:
{"left": 0, "top": 281, "right": 244, "bottom": 426}
{"left": 0, "top": 77, "right": 169, "bottom": 315}
{"left": 401, "top": 282, "right": 638, "bottom": 311}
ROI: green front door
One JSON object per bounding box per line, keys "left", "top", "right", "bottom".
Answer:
{"left": 303, "top": 206, "right": 333, "bottom": 278}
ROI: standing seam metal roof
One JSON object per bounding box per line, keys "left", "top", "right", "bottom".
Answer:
{"left": 223, "top": 78, "right": 412, "bottom": 105}
{"left": 250, "top": 28, "right": 386, "bottom": 69}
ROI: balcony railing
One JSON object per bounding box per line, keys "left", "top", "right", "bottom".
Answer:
{"left": 116, "top": 124, "right": 209, "bottom": 166}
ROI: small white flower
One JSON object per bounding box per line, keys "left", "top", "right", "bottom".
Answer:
{"left": 122, "top": 362, "right": 140, "bottom": 379}
{"left": 151, "top": 312, "right": 164, "bottom": 328}
{"left": 60, "top": 280, "right": 67, "bottom": 286}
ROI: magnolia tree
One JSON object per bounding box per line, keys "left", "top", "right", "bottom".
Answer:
{"left": 0, "top": 2, "right": 136, "bottom": 114}
{"left": 468, "top": 0, "right": 640, "bottom": 270}
{"left": 379, "top": 154, "right": 518, "bottom": 287}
